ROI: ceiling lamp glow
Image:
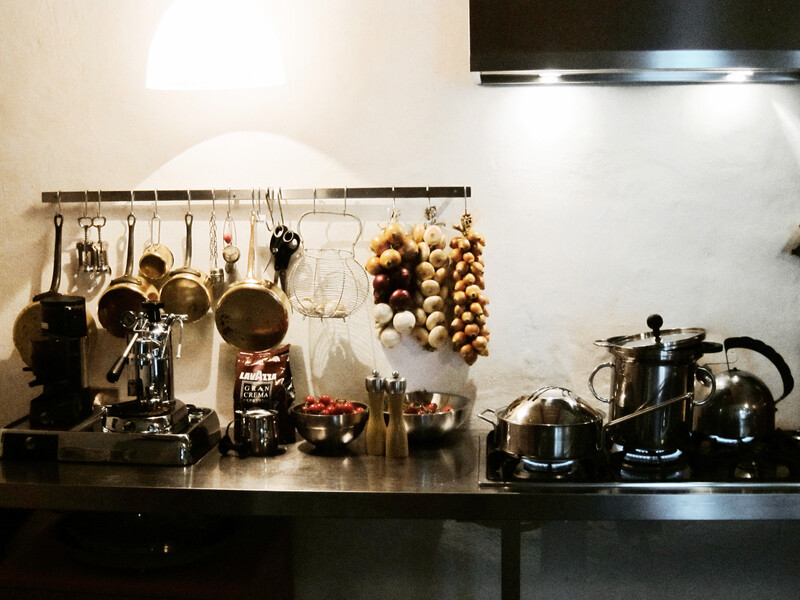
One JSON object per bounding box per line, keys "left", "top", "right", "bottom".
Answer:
{"left": 146, "top": 0, "right": 285, "bottom": 90}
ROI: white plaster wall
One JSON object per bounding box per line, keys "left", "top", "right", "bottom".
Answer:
{"left": 2, "top": 1, "right": 800, "bottom": 597}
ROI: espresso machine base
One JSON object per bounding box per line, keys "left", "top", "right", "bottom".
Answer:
{"left": 0, "top": 404, "right": 220, "bottom": 466}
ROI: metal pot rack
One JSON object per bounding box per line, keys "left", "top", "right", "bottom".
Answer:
{"left": 41, "top": 187, "right": 471, "bottom": 205}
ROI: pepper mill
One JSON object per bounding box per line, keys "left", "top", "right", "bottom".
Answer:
{"left": 384, "top": 371, "right": 408, "bottom": 458}
{"left": 365, "top": 370, "right": 386, "bottom": 456}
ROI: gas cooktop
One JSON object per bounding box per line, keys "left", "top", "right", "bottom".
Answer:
{"left": 479, "top": 430, "right": 800, "bottom": 491}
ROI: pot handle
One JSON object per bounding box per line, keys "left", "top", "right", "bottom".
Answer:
{"left": 588, "top": 362, "right": 615, "bottom": 403}
{"left": 477, "top": 408, "right": 499, "bottom": 428}
{"left": 604, "top": 392, "right": 694, "bottom": 430}
{"left": 692, "top": 365, "right": 716, "bottom": 406}
{"left": 724, "top": 336, "right": 794, "bottom": 402}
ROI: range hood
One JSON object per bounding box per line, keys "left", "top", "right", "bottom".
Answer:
{"left": 470, "top": 0, "right": 800, "bottom": 84}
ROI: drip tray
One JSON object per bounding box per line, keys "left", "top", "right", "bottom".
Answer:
{"left": 0, "top": 405, "right": 220, "bottom": 466}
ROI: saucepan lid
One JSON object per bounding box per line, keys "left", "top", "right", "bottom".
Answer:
{"left": 503, "top": 386, "right": 605, "bottom": 426}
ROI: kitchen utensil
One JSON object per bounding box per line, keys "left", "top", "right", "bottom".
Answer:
{"left": 214, "top": 215, "right": 291, "bottom": 351}
{"left": 285, "top": 210, "right": 369, "bottom": 319}
{"left": 92, "top": 215, "right": 111, "bottom": 273}
{"left": 76, "top": 193, "right": 94, "bottom": 273}
{"left": 479, "top": 386, "right": 605, "bottom": 460}
{"left": 393, "top": 392, "right": 474, "bottom": 442}
{"left": 291, "top": 402, "right": 369, "bottom": 450}
{"left": 138, "top": 200, "right": 173, "bottom": 281}
{"left": 208, "top": 191, "right": 225, "bottom": 289}
{"left": 241, "top": 408, "right": 280, "bottom": 456}
{"left": 159, "top": 212, "right": 213, "bottom": 322}
{"left": 385, "top": 371, "right": 409, "bottom": 458}
{"left": 694, "top": 336, "right": 794, "bottom": 439}
{"left": 222, "top": 192, "right": 240, "bottom": 281}
{"left": 269, "top": 223, "right": 301, "bottom": 292}
{"left": 365, "top": 370, "right": 386, "bottom": 455}
{"left": 589, "top": 314, "right": 721, "bottom": 451}
{"left": 97, "top": 213, "right": 157, "bottom": 338}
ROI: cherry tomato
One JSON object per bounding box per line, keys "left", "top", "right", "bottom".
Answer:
{"left": 306, "top": 402, "right": 326, "bottom": 414}
{"left": 424, "top": 402, "right": 438, "bottom": 414}
{"left": 319, "top": 394, "right": 332, "bottom": 404}
{"left": 339, "top": 402, "right": 355, "bottom": 414}
{"left": 304, "top": 395, "right": 316, "bottom": 404}
{"left": 354, "top": 406, "right": 365, "bottom": 413}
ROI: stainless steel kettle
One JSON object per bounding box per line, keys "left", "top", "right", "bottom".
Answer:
{"left": 694, "top": 337, "right": 794, "bottom": 440}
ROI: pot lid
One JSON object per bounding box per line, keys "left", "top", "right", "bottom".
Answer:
{"left": 595, "top": 314, "right": 706, "bottom": 351}
{"left": 503, "top": 387, "right": 604, "bottom": 426}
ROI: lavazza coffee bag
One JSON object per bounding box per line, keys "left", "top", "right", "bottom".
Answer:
{"left": 234, "top": 345, "right": 295, "bottom": 444}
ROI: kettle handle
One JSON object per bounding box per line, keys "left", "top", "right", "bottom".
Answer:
{"left": 724, "top": 337, "right": 794, "bottom": 402}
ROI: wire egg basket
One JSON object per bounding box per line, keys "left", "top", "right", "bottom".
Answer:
{"left": 285, "top": 211, "right": 369, "bottom": 319}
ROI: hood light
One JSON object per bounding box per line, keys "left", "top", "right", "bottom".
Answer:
{"left": 538, "top": 71, "right": 562, "bottom": 84}
{"left": 724, "top": 70, "right": 754, "bottom": 83}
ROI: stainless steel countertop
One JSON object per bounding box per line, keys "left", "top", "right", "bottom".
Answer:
{"left": 2, "top": 428, "right": 800, "bottom": 521}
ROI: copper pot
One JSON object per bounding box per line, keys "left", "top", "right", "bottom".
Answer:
{"left": 13, "top": 213, "right": 97, "bottom": 364}
{"left": 97, "top": 214, "right": 157, "bottom": 338}
{"left": 214, "top": 215, "right": 291, "bottom": 351}
{"left": 159, "top": 213, "right": 212, "bottom": 322}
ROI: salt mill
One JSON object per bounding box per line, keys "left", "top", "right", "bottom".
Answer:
{"left": 384, "top": 371, "right": 408, "bottom": 458}
{"left": 365, "top": 370, "right": 386, "bottom": 456}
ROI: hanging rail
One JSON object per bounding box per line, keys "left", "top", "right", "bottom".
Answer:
{"left": 42, "top": 186, "right": 471, "bottom": 204}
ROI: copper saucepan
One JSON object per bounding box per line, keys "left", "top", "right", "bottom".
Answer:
{"left": 214, "top": 215, "right": 291, "bottom": 351}
{"left": 159, "top": 212, "right": 213, "bottom": 322}
{"left": 97, "top": 214, "right": 157, "bottom": 337}
{"left": 13, "top": 213, "right": 98, "bottom": 365}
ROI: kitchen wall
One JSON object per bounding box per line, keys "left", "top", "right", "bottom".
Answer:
{"left": 2, "top": 1, "right": 800, "bottom": 598}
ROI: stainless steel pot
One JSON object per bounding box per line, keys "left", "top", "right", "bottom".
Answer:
{"left": 589, "top": 314, "right": 722, "bottom": 451}
{"left": 694, "top": 336, "right": 794, "bottom": 439}
{"left": 478, "top": 386, "right": 605, "bottom": 460}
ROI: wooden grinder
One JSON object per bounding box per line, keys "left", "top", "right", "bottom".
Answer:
{"left": 365, "top": 370, "right": 386, "bottom": 456}
{"left": 384, "top": 371, "right": 408, "bottom": 458}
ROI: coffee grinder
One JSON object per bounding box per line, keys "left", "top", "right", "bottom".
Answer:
{"left": 27, "top": 295, "right": 92, "bottom": 429}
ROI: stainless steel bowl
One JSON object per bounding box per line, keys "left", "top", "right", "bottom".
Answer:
{"left": 384, "top": 392, "right": 474, "bottom": 442}
{"left": 291, "top": 402, "right": 369, "bottom": 450}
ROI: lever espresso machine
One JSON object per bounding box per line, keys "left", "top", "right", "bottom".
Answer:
{"left": 105, "top": 302, "right": 189, "bottom": 434}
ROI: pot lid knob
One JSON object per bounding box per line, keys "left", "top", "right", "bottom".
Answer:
{"left": 365, "top": 369, "right": 384, "bottom": 393}
{"left": 383, "top": 371, "right": 406, "bottom": 395}
{"left": 646, "top": 313, "right": 663, "bottom": 344}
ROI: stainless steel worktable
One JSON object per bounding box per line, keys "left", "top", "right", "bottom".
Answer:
{"left": 2, "top": 428, "right": 800, "bottom": 521}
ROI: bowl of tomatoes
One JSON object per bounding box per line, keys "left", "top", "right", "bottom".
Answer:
{"left": 292, "top": 395, "right": 369, "bottom": 450}
{"left": 386, "top": 392, "right": 474, "bottom": 442}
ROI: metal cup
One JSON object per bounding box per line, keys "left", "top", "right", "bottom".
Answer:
{"left": 241, "top": 408, "right": 279, "bottom": 456}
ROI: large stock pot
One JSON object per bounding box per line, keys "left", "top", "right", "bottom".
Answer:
{"left": 589, "top": 314, "right": 722, "bottom": 451}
